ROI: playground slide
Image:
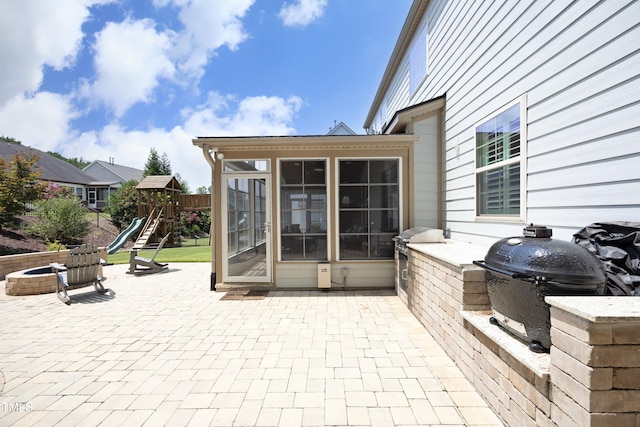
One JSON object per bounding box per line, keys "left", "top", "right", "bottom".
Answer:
{"left": 107, "top": 217, "right": 146, "bottom": 255}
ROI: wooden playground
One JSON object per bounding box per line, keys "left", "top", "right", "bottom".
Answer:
{"left": 114, "top": 175, "right": 211, "bottom": 274}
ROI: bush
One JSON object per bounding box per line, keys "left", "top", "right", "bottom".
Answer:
{"left": 180, "top": 210, "right": 210, "bottom": 237}
{"left": 28, "top": 197, "right": 89, "bottom": 245}
{"left": 46, "top": 240, "right": 66, "bottom": 251}
{"left": 106, "top": 180, "right": 138, "bottom": 230}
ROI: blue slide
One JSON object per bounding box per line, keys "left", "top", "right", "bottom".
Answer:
{"left": 107, "top": 217, "right": 146, "bottom": 255}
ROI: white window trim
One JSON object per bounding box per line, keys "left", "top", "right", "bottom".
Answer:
{"left": 221, "top": 159, "right": 271, "bottom": 173}
{"left": 335, "top": 156, "right": 403, "bottom": 262}
{"left": 474, "top": 94, "right": 527, "bottom": 223}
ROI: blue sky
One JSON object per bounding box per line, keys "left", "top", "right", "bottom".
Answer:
{"left": 0, "top": 0, "right": 411, "bottom": 191}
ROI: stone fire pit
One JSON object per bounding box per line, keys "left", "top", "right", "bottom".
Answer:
{"left": 5, "top": 266, "right": 58, "bottom": 296}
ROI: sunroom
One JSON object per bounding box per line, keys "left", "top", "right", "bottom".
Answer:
{"left": 193, "top": 134, "right": 419, "bottom": 290}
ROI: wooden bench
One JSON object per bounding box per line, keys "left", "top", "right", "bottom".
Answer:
{"left": 50, "top": 244, "right": 108, "bottom": 305}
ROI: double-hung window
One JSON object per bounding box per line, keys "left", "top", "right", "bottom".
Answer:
{"left": 475, "top": 96, "right": 526, "bottom": 219}
{"left": 339, "top": 159, "right": 399, "bottom": 259}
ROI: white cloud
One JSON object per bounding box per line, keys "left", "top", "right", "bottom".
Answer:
{"left": 0, "top": 0, "right": 256, "bottom": 118}
{"left": 64, "top": 124, "right": 207, "bottom": 192}
{"left": 0, "top": 93, "right": 78, "bottom": 152}
{"left": 164, "top": 0, "right": 255, "bottom": 79}
{"left": 0, "top": 0, "right": 306, "bottom": 191}
{"left": 279, "top": 0, "right": 328, "bottom": 27}
{"left": 4, "top": 91, "right": 303, "bottom": 191}
{"left": 183, "top": 92, "right": 303, "bottom": 136}
{"left": 0, "top": 0, "right": 111, "bottom": 104}
{"left": 81, "top": 18, "right": 176, "bottom": 117}
{"left": 78, "top": 0, "right": 256, "bottom": 115}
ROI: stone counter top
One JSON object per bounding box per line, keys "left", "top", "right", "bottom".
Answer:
{"left": 546, "top": 296, "right": 640, "bottom": 323}
{"left": 407, "top": 239, "right": 489, "bottom": 267}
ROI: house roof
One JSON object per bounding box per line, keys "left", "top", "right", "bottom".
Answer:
{"left": 83, "top": 160, "right": 144, "bottom": 182}
{"left": 364, "top": 0, "right": 431, "bottom": 129}
{"left": 383, "top": 95, "right": 445, "bottom": 134}
{"left": 136, "top": 175, "right": 182, "bottom": 192}
{"left": 193, "top": 134, "right": 419, "bottom": 152}
{"left": 0, "top": 141, "right": 94, "bottom": 185}
{"left": 327, "top": 122, "right": 358, "bottom": 135}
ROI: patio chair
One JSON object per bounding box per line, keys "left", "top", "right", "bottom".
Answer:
{"left": 127, "top": 233, "right": 170, "bottom": 275}
{"left": 50, "top": 244, "right": 108, "bottom": 305}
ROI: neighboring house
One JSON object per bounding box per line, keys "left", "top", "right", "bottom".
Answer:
{"left": 364, "top": 0, "right": 640, "bottom": 245}
{"left": 0, "top": 141, "right": 92, "bottom": 200}
{"left": 83, "top": 159, "right": 144, "bottom": 210}
{"left": 326, "top": 121, "right": 357, "bottom": 136}
{"left": 0, "top": 142, "right": 143, "bottom": 210}
{"left": 192, "top": 0, "right": 639, "bottom": 290}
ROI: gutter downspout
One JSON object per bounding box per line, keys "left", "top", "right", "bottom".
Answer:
{"left": 201, "top": 146, "right": 217, "bottom": 291}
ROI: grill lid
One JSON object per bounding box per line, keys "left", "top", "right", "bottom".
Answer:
{"left": 396, "top": 227, "right": 445, "bottom": 244}
{"left": 479, "top": 225, "right": 606, "bottom": 285}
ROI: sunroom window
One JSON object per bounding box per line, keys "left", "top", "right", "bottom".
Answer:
{"left": 339, "top": 159, "right": 399, "bottom": 260}
{"left": 227, "top": 178, "right": 251, "bottom": 255}
{"left": 280, "top": 160, "right": 328, "bottom": 260}
{"left": 475, "top": 98, "right": 526, "bottom": 218}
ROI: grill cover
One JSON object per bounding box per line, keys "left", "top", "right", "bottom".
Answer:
{"left": 395, "top": 227, "right": 445, "bottom": 244}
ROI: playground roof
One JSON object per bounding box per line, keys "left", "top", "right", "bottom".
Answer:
{"left": 136, "top": 175, "right": 182, "bottom": 192}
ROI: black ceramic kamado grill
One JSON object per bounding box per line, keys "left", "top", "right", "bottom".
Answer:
{"left": 474, "top": 225, "right": 606, "bottom": 353}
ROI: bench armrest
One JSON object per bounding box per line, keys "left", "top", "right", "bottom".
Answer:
{"left": 49, "top": 262, "right": 67, "bottom": 272}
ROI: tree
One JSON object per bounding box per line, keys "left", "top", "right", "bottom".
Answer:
{"left": 175, "top": 172, "right": 190, "bottom": 194}
{"left": 160, "top": 152, "right": 172, "bottom": 175}
{"left": 106, "top": 180, "right": 139, "bottom": 230}
{"left": 66, "top": 157, "right": 91, "bottom": 169}
{"left": 47, "top": 151, "right": 90, "bottom": 169}
{"left": 0, "top": 152, "right": 46, "bottom": 228}
{"left": 0, "top": 136, "right": 22, "bottom": 145}
{"left": 196, "top": 186, "right": 211, "bottom": 194}
{"left": 143, "top": 148, "right": 171, "bottom": 177}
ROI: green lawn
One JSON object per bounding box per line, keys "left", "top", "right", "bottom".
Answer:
{"left": 107, "top": 239, "right": 211, "bottom": 264}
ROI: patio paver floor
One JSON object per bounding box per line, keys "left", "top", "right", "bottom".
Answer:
{"left": 0, "top": 263, "right": 503, "bottom": 426}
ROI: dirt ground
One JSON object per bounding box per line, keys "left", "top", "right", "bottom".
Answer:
{"left": 0, "top": 215, "right": 122, "bottom": 256}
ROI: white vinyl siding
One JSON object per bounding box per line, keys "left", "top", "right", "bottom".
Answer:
{"left": 372, "top": 0, "right": 640, "bottom": 242}
{"left": 384, "top": 60, "right": 410, "bottom": 129}
{"left": 412, "top": 115, "right": 439, "bottom": 228}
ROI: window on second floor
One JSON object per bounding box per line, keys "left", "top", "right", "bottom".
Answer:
{"left": 409, "top": 25, "right": 427, "bottom": 95}
{"left": 475, "top": 96, "right": 526, "bottom": 219}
